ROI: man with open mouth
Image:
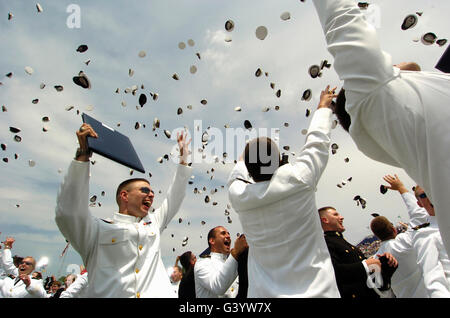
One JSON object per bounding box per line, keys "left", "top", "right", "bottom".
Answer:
{"left": 55, "top": 124, "right": 192, "bottom": 298}
{"left": 194, "top": 226, "right": 248, "bottom": 298}
{"left": 0, "top": 237, "right": 47, "bottom": 298}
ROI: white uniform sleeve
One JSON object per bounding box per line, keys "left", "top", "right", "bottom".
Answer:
{"left": 312, "top": 0, "right": 394, "bottom": 103}
{"left": 0, "top": 249, "right": 18, "bottom": 277}
{"left": 400, "top": 192, "right": 429, "bottom": 228}
{"left": 227, "top": 108, "right": 332, "bottom": 205}
{"left": 415, "top": 232, "right": 450, "bottom": 297}
{"left": 194, "top": 257, "right": 238, "bottom": 296}
{"left": 55, "top": 160, "right": 99, "bottom": 264}
{"left": 291, "top": 107, "right": 333, "bottom": 188}
{"left": 60, "top": 273, "right": 88, "bottom": 298}
{"left": 153, "top": 164, "right": 192, "bottom": 232}
{"left": 26, "top": 278, "right": 47, "bottom": 298}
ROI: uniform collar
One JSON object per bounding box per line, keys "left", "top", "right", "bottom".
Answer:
{"left": 210, "top": 252, "right": 229, "bottom": 262}
{"left": 113, "top": 212, "right": 141, "bottom": 224}
{"left": 324, "top": 231, "right": 344, "bottom": 238}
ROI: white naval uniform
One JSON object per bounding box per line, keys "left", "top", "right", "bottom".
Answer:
{"left": 0, "top": 276, "right": 46, "bottom": 298}
{"left": 313, "top": 0, "right": 450, "bottom": 258}
{"left": 0, "top": 248, "right": 18, "bottom": 278}
{"left": 55, "top": 160, "right": 191, "bottom": 298}
{"left": 60, "top": 272, "right": 88, "bottom": 298}
{"left": 228, "top": 108, "right": 340, "bottom": 298}
{"left": 194, "top": 252, "right": 239, "bottom": 298}
{"left": 375, "top": 192, "right": 429, "bottom": 298}
{"left": 413, "top": 216, "right": 450, "bottom": 297}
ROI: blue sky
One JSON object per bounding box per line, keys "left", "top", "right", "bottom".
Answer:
{"left": 1, "top": 0, "right": 449, "bottom": 278}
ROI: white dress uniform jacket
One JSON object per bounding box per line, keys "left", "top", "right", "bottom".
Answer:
{"left": 55, "top": 160, "right": 191, "bottom": 298}
{"left": 313, "top": 0, "right": 450, "bottom": 257}
{"left": 0, "top": 277, "right": 46, "bottom": 298}
{"left": 375, "top": 192, "right": 429, "bottom": 297}
{"left": 228, "top": 108, "right": 340, "bottom": 298}
{"left": 0, "top": 248, "right": 19, "bottom": 278}
{"left": 413, "top": 216, "right": 450, "bottom": 297}
{"left": 60, "top": 272, "right": 88, "bottom": 298}
{"left": 194, "top": 252, "right": 239, "bottom": 298}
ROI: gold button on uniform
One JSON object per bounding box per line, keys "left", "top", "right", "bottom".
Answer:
{"left": 352, "top": 294, "right": 356, "bottom": 298}
{"left": 345, "top": 249, "right": 349, "bottom": 253}
{"left": 135, "top": 268, "right": 140, "bottom": 274}
{"left": 136, "top": 292, "right": 140, "bottom": 298}
{"left": 359, "top": 256, "right": 362, "bottom": 259}
{"left": 139, "top": 245, "right": 143, "bottom": 250}
{"left": 111, "top": 238, "right": 116, "bottom": 243}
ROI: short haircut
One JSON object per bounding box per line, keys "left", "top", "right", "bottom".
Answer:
{"left": 244, "top": 137, "right": 281, "bottom": 182}
{"left": 318, "top": 206, "right": 336, "bottom": 218}
{"left": 333, "top": 89, "right": 351, "bottom": 132}
{"left": 207, "top": 226, "right": 222, "bottom": 248}
{"left": 115, "top": 178, "right": 150, "bottom": 204}
{"left": 51, "top": 281, "right": 62, "bottom": 287}
{"left": 33, "top": 272, "right": 43, "bottom": 280}
{"left": 370, "top": 216, "right": 395, "bottom": 241}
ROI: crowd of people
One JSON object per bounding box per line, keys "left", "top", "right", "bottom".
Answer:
{"left": 0, "top": 236, "right": 88, "bottom": 298}
{"left": 2, "top": 0, "right": 450, "bottom": 298}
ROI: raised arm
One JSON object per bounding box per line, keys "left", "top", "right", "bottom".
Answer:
{"left": 154, "top": 131, "right": 192, "bottom": 231}
{"left": 291, "top": 86, "right": 335, "bottom": 188}
{"left": 54, "top": 124, "right": 99, "bottom": 263}
{"left": 383, "top": 174, "right": 428, "bottom": 227}
{"left": 0, "top": 237, "right": 19, "bottom": 277}
{"left": 313, "top": 0, "right": 394, "bottom": 103}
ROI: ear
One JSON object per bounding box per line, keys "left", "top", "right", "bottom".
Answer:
{"left": 119, "top": 190, "right": 129, "bottom": 203}
{"left": 320, "top": 216, "right": 329, "bottom": 224}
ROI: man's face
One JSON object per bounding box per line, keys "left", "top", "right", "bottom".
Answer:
{"left": 323, "top": 209, "right": 345, "bottom": 232}
{"left": 50, "top": 283, "right": 60, "bottom": 293}
{"left": 18, "top": 257, "right": 35, "bottom": 276}
{"left": 209, "top": 226, "right": 232, "bottom": 254}
{"left": 171, "top": 267, "right": 182, "bottom": 282}
{"left": 415, "top": 185, "right": 435, "bottom": 216}
{"left": 65, "top": 275, "right": 75, "bottom": 288}
{"left": 121, "top": 181, "right": 154, "bottom": 218}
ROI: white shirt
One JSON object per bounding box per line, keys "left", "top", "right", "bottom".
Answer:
{"left": 0, "top": 276, "right": 46, "bottom": 298}
{"left": 55, "top": 160, "right": 191, "bottom": 298}
{"left": 0, "top": 249, "right": 18, "bottom": 278}
{"left": 60, "top": 272, "right": 88, "bottom": 298}
{"left": 194, "top": 252, "right": 239, "bottom": 298}
{"left": 377, "top": 235, "right": 428, "bottom": 298}
{"left": 313, "top": 0, "right": 450, "bottom": 258}
{"left": 228, "top": 108, "right": 340, "bottom": 298}
{"left": 413, "top": 216, "right": 450, "bottom": 297}
{"left": 374, "top": 192, "right": 429, "bottom": 298}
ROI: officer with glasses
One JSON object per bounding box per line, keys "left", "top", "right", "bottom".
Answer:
{"left": 55, "top": 123, "right": 192, "bottom": 298}
{"left": 0, "top": 238, "right": 47, "bottom": 298}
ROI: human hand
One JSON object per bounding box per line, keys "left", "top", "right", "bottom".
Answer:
{"left": 3, "top": 237, "right": 15, "bottom": 249}
{"left": 177, "top": 130, "right": 191, "bottom": 166}
{"left": 231, "top": 234, "right": 249, "bottom": 260}
{"left": 75, "top": 123, "right": 97, "bottom": 161}
{"left": 377, "top": 252, "right": 398, "bottom": 268}
{"left": 19, "top": 274, "right": 31, "bottom": 287}
{"left": 383, "top": 174, "right": 408, "bottom": 194}
{"left": 318, "top": 85, "right": 338, "bottom": 109}
{"left": 365, "top": 257, "right": 381, "bottom": 268}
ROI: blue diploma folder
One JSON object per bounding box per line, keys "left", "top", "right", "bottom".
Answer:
{"left": 81, "top": 113, "right": 145, "bottom": 173}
